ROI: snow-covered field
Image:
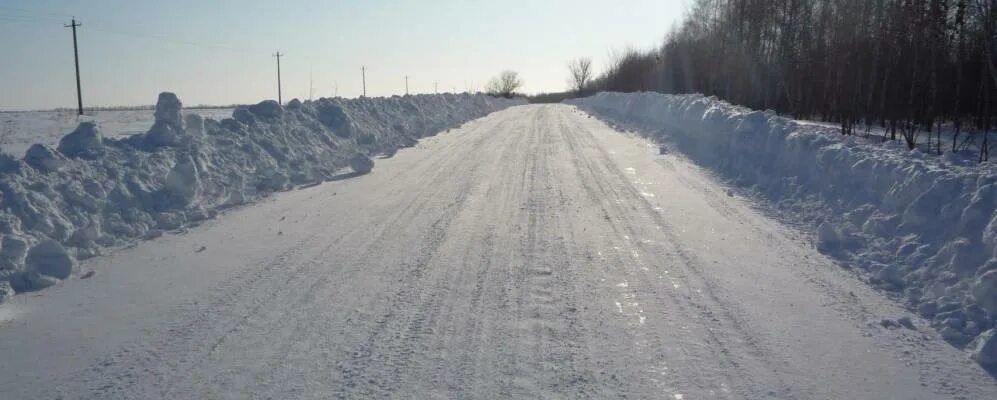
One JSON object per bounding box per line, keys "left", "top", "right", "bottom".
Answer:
{"left": 569, "top": 92, "right": 997, "bottom": 364}
{"left": 0, "top": 92, "right": 523, "bottom": 303}
{"left": 1, "top": 108, "right": 235, "bottom": 156}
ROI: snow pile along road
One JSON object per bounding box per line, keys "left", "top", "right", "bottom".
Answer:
{"left": 0, "top": 92, "right": 523, "bottom": 300}
{"left": 569, "top": 92, "right": 997, "bottom": 359}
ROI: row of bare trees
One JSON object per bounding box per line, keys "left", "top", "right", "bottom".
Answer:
{"left": 486, "top": 71, "right": 524, "bottom": 98}
{"left": 589, "top": 0, "right": 997, "bottom": 161}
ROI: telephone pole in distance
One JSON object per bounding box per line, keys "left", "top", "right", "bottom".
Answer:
{"left": 65, "top": 17, "right": 83, "bottom": 116}
{"left": 361, "top": 66, "right": 367, "bottom": 97}
{"left": 273, "top": 51, "right": 283, "bottom": 104}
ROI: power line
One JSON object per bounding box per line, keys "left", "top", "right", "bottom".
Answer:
{"left": 0, "top": 9, "right": 64, "bottom": 23}
{"left": 0, "top": 12, "right": 268, "bottom": 54}
{"left": 0, "top": 5, "right": 65, "bottom": 19}
{"left": 86, "top": 24, "right": 266, "bottom": 54}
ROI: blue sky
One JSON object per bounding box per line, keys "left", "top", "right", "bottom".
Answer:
{"left": 0, "top": 0, "right": 687, "bottom": 110}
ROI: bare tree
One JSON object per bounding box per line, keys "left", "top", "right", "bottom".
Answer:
{"left": 582, "top": 0, "right": 997, "bottom": 161}
{"left": 568, "top": 58, "right": 594, "bottom": 95}
{"left": 486, "top": 71, "right": 523, "bottom": 98}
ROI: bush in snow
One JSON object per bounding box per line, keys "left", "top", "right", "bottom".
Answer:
{"left": 0, "top": 91, "right": 523, "bottom": 303}
{"left": 570, "top": 92, "right": 997, "bottom": 358}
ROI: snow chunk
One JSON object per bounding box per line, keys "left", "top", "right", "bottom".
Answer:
{"left": 164, "top": 155, "right": 202, "bottom": 206}
{"left": 349, "top": 153, "right": 374, "bottom": 174}
{"left": 1, "top": 235, "right": 28, "bottom": 263}
{"left": 24, "top": 144, "right": 66, "bottom": 172}
{"left": 184, "top": 114, "right": 204, "bottom": 137}
{"left": 153, "top": 92, "right": 184, "bottom": 129}
{"left": 0, "top": 281, "right": 13, "bottom": 303}
{"left": 316, "top": 102, "right": 354, "bottom": 138}
{"left": 25, "top": 239, "right": 73, "bottom": 279}
{"left": 969, "top": 329, "right": 997, "bottom": 367}
{"left": 144, "top": 92, "right": 186, "bottom": 148}
{"left": 973, "top": 270, "right": 997, "bottom": 316}
{"left": 145, "top": 121, "right": 183, "bottom": 148}
{"left": 58, "top": 121, "right": 103, "bottom": 158}
{"left": 26, "top": 272, "right": 59, "bottom": 290}
{"left": 0, "top": 150, "right": 19, "bottom": 173}
{"left": 67, "top": 222, "right": 101, "bottom": 248}
{"left": 248, "top": 100, "right": 284, "bottom": 120}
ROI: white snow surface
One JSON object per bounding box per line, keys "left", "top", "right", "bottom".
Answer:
{"left": 569, "top": 92, "right": 997, "bottom": 349}
{"left": 0, "top": 93, "right": 523, "bottom": 299}
{"left": 0, "top": 104, "right": 995, "bottom": 399}
{"left": 1, "top": 108, "right": 235, "bottom": 156}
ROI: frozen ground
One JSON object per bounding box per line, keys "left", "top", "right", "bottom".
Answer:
{"left": 0, "top": 108, "right": 235, "bottom": 156}
{"left": 0, "top": 104, "right": 994, "bottom": 399}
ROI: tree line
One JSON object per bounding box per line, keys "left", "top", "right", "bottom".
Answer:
{"left": 585, "top": 0, "right": 997, "bottom": 162}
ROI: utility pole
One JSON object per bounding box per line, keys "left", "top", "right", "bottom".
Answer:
{"left": 361, "top": 66, "right": 367, "bottom": 97}
{"left": 405, "top": 76, "right": 409, "bottom": 96}
{"left": 434, "top": 81, "right": 439, "bottom": 94}
{"left": 273, "top": 50, "right": 283, "bottom": 104}
{"left": 65, "top": 17, "right": 83, "bottom": 116}
{"left": 309, "top": 68, "right": 314, "bottom": 101}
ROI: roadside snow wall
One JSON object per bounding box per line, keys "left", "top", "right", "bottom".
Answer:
{"left": 569, "top": 92, "right": 997, "bottom": 347}
{"left": 0, "top": 93, "right": 523, "bottom": 299}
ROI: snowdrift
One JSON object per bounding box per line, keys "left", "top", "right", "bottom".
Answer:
{"left": 0, "top": 92, "right": 523, "bottom": 300}
{"left": 570, "top": 92, "right": 997, "bottom": 348}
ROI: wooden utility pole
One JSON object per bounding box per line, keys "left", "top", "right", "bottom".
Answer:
{"left": 65, "top": 18, "right": 83, "bottom": 115}
{"left": 361, "top": 66, "right": 367, "bottom": 97}
{"left": 273, "top": 51, "right": 283, "bottom": 104}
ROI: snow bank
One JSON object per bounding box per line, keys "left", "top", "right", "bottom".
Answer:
{"left": 0, "top": 92, "right": 522, "bottom": 297}
{"left": 569, "top": 92, "right": 997, "bottom": 349}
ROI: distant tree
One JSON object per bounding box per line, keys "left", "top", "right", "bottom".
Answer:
{"left": 486, "top": 71, "right": 523, "bottom": 98}
{"left": 568, "top": 58, "right": 594, "bottom": 95}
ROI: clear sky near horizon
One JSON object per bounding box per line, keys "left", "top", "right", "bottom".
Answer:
{"left": 0, "top": 0, "right": 687, "bottom": 110}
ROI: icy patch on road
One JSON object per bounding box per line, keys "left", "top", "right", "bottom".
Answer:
{"left": 0, "top": 92, "right": 523, "bottom": 299}
{"left": 570, "top": 92, "right": 997, "bottom": 357}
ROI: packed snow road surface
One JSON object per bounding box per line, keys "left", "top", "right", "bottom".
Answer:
{"left": 0, "top": 104, "right": 994, "bottom": 399}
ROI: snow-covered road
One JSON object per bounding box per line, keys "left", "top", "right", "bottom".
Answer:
{"left": 1, "top": 104, "right": 994, "bottom": 399}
